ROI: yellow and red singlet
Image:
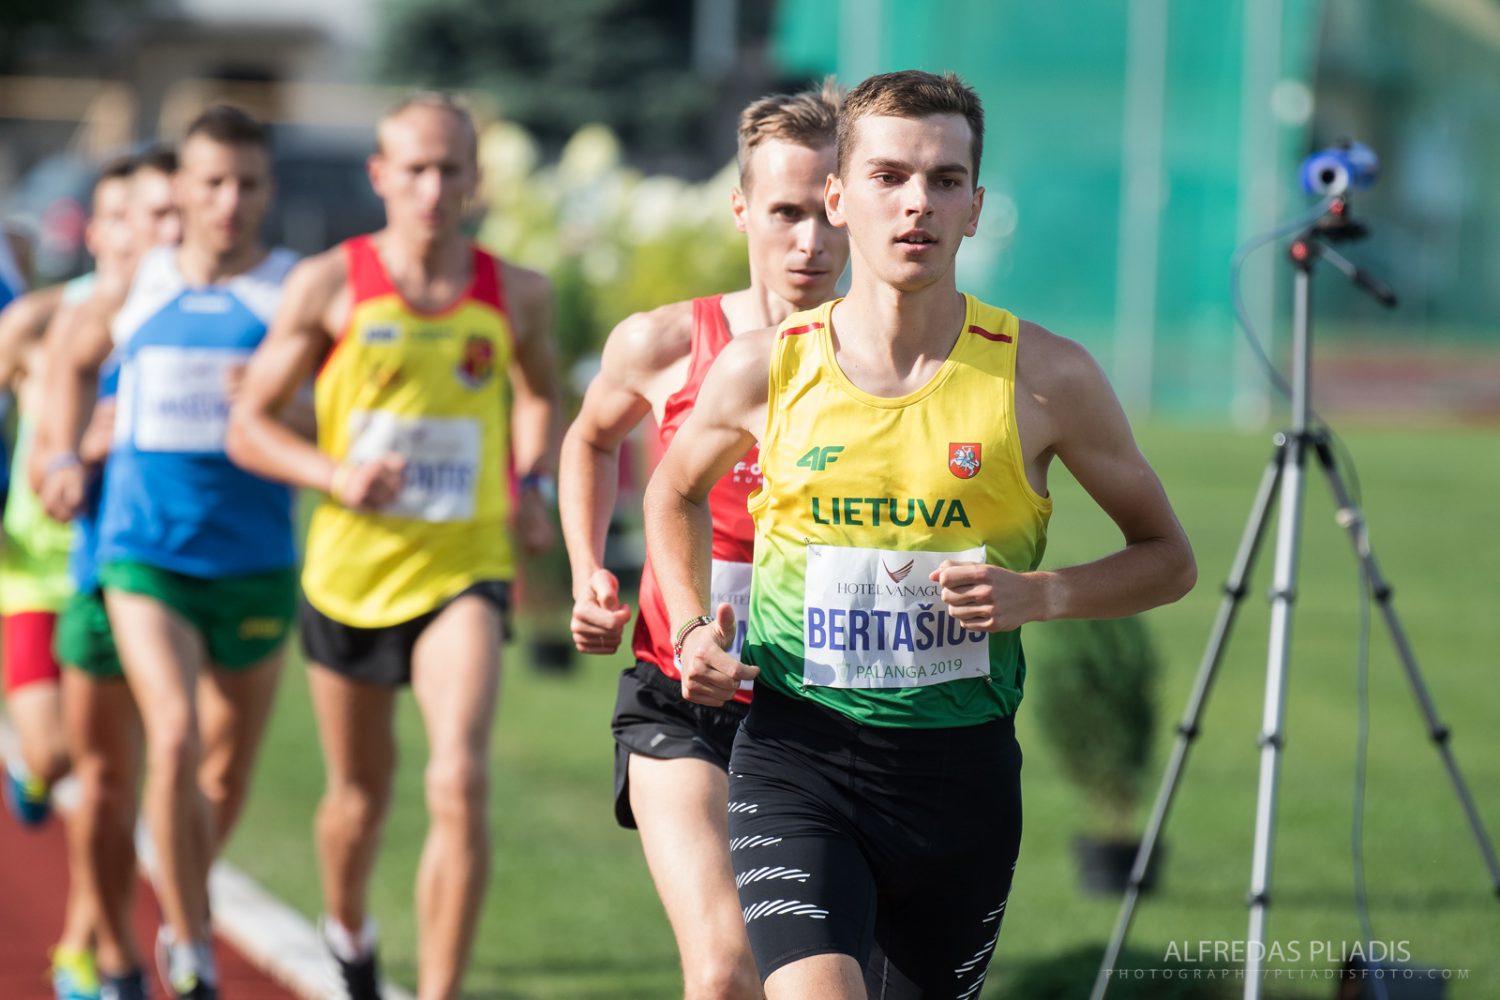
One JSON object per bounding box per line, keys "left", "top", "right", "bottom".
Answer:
{"left": 632, "top": 296, "right": 760, "bottom": 702}
{"left": 302, "top": 235, "right": 516, "bottom": 628}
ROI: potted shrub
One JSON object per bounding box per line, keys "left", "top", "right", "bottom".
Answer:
{"left": 1027, "top": 614, "right": 1163, "bottom": 895}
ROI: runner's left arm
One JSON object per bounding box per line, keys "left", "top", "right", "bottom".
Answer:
{"left": 502, "top": 263, "right": 561, "bottom": 555}
{"left": 934, "top": 323, "right": 1196, "bottom": 631}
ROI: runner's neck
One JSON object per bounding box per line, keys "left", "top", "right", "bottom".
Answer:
{"left": 176, "top": 240, "right": 270, "bottom": 287}
{"left": 830, "top": 282, "right": 967, "bottom": 378}
{"left": 370, "top": 230, "right": 473, "bottom": 309}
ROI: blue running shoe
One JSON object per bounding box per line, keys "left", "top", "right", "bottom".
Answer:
{"left": 5, "top": 759, "right": 53, "bottom": 827}
{"left": 51, "top": 946, "right": 101, "bottom": 1000}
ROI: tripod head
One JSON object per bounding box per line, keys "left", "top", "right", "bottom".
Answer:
{"left": 1308, "top": 196, "right": 1368, "bottom": 243}
{"left": 1291, "top": 140, "right": 1395, "bottom": 304}
{"left": 1288, "top": 197, "right": 1398, "bottom": 309}
{"left": 1280, "top": 142, "right": 1397, "bottom": 431}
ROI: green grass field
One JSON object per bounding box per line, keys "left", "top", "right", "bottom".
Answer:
{"left": 225, "top": 423, "right": 1500, "bottom": 999}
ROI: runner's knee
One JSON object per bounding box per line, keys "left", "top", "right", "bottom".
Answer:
{"left": 320, "top": 778, "right": 391, "bottom": 838}
{"left": 198, "top": 758, "right": 248, "bottom": 821}
{"left": 22, "top": 738, "right": 70, "bottom": 785}
{"left": 684, "top": 954, "right": 761, "bottom": 1000}
{"left": 76, "top": 756, "right": 130, "bottom": 819}
{"left": 144, "top": 721, "right": 200, "bottom": 786}
{"left": 424, "top": 754, "right": 487, "bottom": 828}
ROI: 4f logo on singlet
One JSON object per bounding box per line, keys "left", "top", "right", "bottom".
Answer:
{"left": 797, "top": 444, "right": 845, "bottom": 472}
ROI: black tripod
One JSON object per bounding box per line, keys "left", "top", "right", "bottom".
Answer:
{"left": 1091, "top": 199, "right": 1500, "bottom": 1000}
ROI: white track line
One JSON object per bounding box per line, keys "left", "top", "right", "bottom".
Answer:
{"left": 3, "top": 714, "right": 413, "bottom": 1000}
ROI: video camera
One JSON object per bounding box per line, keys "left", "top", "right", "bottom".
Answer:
{"left": 1299, "top": 140, "right": 1379, "bottom": 197}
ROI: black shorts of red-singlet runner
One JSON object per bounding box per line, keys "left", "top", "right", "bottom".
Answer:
{"left": 610, "top": 660, "right": 749, "bottom": 828}
{"left": 728, "top": 683, "right": 1023, "bottom": 999}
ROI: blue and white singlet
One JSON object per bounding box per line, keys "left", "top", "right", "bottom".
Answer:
{"left": 99, "top": 246, "right": 298, "bottom": 578}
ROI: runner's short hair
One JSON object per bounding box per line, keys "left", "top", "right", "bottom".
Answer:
{"left": 837, "top": 70, "right": 984, "bottom": 183}
{"left": 377, "top": 91, "right": 478, "bottom": 160}
{"left": 91, "top": 153, "right": 139, "bottom": 204}
{"left": 135, "top": 144, "right": 179, "bottom": 176}
{"left": 183, "top": 105, "right": 268, "bottom": 150}
{"left": 737, "top": 78, "right": 843, "bottom": 192}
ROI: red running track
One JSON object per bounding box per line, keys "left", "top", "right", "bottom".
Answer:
{"left": 0, "top": 781, "right": 298, "bottom": 1000}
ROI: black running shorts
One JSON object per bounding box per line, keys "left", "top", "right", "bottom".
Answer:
{"left": 610, "top": 661, "right": 749, "bottom": 829}
{"left": 728, "top": 684, "right": 1023, "bottom": 998}
{"left": 300, "top": 581, "right": 511, "bottom": 687}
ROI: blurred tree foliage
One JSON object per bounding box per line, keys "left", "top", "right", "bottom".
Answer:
{"left": 0, "top": 0, "right": 134, "bottom": 72}
{"left": 475, "top": 119, "right": 749, "bottom": 379}
{"left": 380, "top": 0, "right": 714, "bottom": 154}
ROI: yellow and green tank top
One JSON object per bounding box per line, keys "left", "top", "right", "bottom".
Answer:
{"left": 0, "top": 414, "right": 75, "bottom": 616}
{"left": 302, "top": 235, "right": 516, "bottom": 628}
{"left": 744, "top": 294, "right": 1052, "bottom": 728}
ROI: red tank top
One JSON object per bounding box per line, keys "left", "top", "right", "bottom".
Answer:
{"left": 632, "top": 296, "right": 760, "bottom": 702}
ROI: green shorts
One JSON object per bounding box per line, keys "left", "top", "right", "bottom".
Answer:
{"left": 98, "top": 561, "right": 298, "bottom": 670}
{"left": 55, "top": 589, "right": 124, "bottom": 680}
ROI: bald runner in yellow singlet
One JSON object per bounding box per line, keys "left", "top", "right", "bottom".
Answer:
{"left": 301, "top": 232, "right": 519, "bottom": 629}
{"left": 227, "top": 92, "right": 559, "bottom": 1000}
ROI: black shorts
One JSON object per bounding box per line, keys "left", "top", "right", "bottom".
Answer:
{"left": 300, "top": 581, "right": 511, "bottom": 687}
{"left": 610, "top": 660, "right": 749, "bottom": 829}
{"left": 728, "top": 684, "right": 1023, "bottom": 998}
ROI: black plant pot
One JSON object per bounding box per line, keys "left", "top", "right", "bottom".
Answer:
{"left": 528, "top": 636, "right": 576, "bottom": 674}
{"left": 1072, "top": 835, "right": 1163, "bottom": 896}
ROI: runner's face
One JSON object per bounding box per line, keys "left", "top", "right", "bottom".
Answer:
{"left": 735, "top": 140, "right": 847, "bottom": 309}
{"left": 176, "top": 136, "right": 272, "bottom": 258}
{"left": 827, "top": 113, "right": 982, "bottom": 292}
{"left": 130, "top": 169, "right": 181, "bottom": 250}
{"left": 85, "top": 177, "right": 135, "bottom": 280}
{"left": 371, "top": 107, "right": 477, "bottom": 242}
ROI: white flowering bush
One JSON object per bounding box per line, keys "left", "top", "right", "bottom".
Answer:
{"left": 476, "top": 120, "right": 748, "bottom": 370}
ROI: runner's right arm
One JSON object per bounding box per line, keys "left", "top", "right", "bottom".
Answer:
{"left": 35, "top": 289, "right": 117, "bottom": 520}
{"left": 641, "top": 327, "right": 772, "bottom": 706}
{"left": 560, "top": 304, "right": 692, "bottom": 654}
{"left": 0, "top": 286, "right": 64, "bottom": 391}
{"left": 226, "top": 250, "right": 403, "bottom": 509}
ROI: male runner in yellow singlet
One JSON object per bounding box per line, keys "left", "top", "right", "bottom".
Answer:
{"left": 645, "top": 70, "right": 1197, "bottom": 1000}
{"left": 227, "top": 92, "right": 559, "bottom": 1000}
{"left": 562, "top": 81, "right": 846, "bottom": 1000}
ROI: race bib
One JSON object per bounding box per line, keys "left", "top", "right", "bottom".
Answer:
{"left": 712, "top": 559, "right": 753, "bottom": 689}
{"left": 710, "top": 559, "right": 752, "bottom": 656}
{"left": 802, "top": 543, "right": 990, "bottom": 689}
{"left": 131, "top": 347, "right": 245, "bottom": 452}
{"left": 347, "top": 410, "right": 481, "bottom": 522}
{"left": 672, "top": 559, "right": 754, "bottom": 688}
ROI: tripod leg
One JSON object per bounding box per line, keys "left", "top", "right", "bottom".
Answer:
{"left": 1244, "top": 432, "right": 1313, "bottom": 1000}
{"left": 1312, "top": 439, "right": 1500, "bottom": 894}
{"left": 1090, "top": 441, "right": 1286, "bottom": 1000}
